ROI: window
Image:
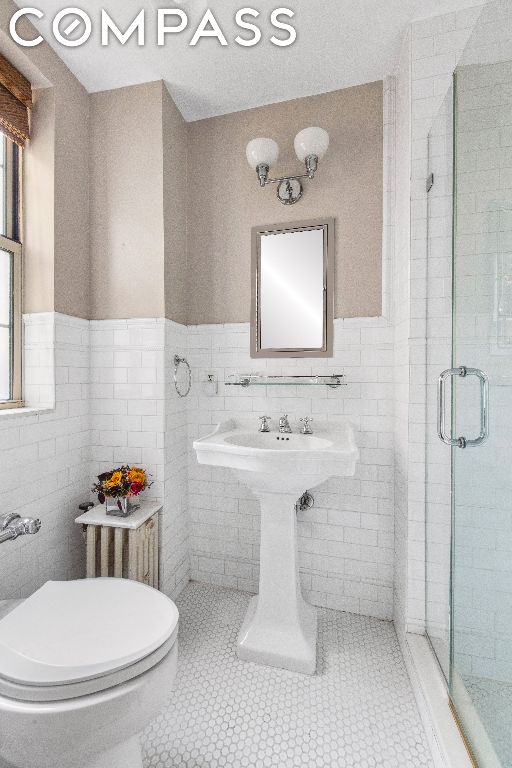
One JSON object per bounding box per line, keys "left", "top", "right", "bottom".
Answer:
{"left": 0, "top": 133, "right": 22, "bottom": 409}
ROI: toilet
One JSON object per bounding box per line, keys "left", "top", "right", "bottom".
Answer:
{"left": 0, "top": 578, "right": 179, "bottom": 768}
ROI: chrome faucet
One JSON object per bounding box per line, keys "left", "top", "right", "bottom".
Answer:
{"left": 300, "top": 417, "right": 314, "bottom": 435}
{"left": 259, "top": 416, "right": 271, "bottom": 433}
{"left": 0, "top": 513, "right": 41, "bottom": 545}
{"left": 279, "top": 414, "right": 292, "bottom": 434}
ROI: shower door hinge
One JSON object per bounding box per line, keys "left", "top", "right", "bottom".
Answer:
{"left": 426, "top": 173, "right": 434, "bottom": 193}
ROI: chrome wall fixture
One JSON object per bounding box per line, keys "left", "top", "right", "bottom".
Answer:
{"left": 174, "top": 354, "right": 192, "bottom": 398}
{"left": 226, "top": 373, "right": 345, "bottom": 388}
{"left": 246, "top": 127, "right": 330, "bottom": 205}
{"left": 0, "top": 513, "right": 41, "bottom": 544}
{"left": 437, "top": 366, "right": 489, "bottom": 448}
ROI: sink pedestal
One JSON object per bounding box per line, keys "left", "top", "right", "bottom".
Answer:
{"left": 236, "top": 491, "right": 317, "bottom": 675}
{"left": 194, "top": 418, "right": 359, "bottom": 676}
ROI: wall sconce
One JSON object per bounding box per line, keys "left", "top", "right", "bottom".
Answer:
{"left": 246, "top": 127, "right": 329, "bottom": 205}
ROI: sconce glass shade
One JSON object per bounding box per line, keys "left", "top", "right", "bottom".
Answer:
{"left": 246, "top": 138, "right": 279, "bottom": 170}
{"left": 294, "top": 127, "right": 330, "bottom": 162}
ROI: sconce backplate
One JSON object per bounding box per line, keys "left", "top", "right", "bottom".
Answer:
{"left": 277, "top": 177, "right": 303, "bottom": 205}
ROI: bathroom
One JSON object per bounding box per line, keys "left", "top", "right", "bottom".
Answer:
{"left": 0, "top": 0, "right": 510, "bottom": 766}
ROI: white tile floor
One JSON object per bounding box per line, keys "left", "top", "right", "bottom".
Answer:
{"left": 143, "top": 582, "right": 434, "bottom": 768}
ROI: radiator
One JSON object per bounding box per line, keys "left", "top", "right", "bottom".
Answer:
{"left": 76, "top": 501, "right": 161, "bottom": 589}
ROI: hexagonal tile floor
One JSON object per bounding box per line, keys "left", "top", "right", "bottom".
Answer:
{"left": 143, "top": 582, "right": 434, "bottom": 767}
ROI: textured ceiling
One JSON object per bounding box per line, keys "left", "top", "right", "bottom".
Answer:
{"left": 12, "top": 0, "right": 485, "bottom": 120}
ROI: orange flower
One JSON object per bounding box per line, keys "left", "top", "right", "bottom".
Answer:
{"left": 128, "top": 467, "right": 146, "bottom": 485}
{"left": 105, "top": 471, "right": 122, "bottom": 489}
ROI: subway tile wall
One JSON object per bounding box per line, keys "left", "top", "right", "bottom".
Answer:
{"left": 393, "top": 4, "right": 486, "bottom": 641}
{"left": 187, "top": 318, "right": 396, "bottom": 620}
{"left": 3, "top": 311, "right": 397, "bottom": 620}
{"left": 392, "top": 28, "right": 412, "bottom": 641}
{"left": 0, "top": 313, "right": 90, "bottom": 600}
{"left": 89, "top": 318, "right": 190, "bottom": 599}
{"left": 450, "top": 50, "right": 512, "bottom": 684}
{"left": 163, "top": 321, "right": 190, "bottom": 597}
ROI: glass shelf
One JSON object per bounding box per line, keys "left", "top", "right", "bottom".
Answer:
{"left": 225, "top": 374, "right": 346, "bottom": 388}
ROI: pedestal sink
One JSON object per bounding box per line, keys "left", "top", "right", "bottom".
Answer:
{"left": 193, "top": 419, "right": 359, "bottom": 674}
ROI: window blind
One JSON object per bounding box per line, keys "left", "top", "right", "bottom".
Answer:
{"left": 0, "top": 53, "right": 32, "bottom": 147}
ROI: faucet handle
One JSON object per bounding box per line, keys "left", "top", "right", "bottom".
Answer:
{"left": 300, "top": 417, "right": 314, "bottom": 434}
{"left": 21, "top": 518, "right": 41, "bottom": 535}
{"left": 259, "top": 416, "right": 271, "bottom": 432}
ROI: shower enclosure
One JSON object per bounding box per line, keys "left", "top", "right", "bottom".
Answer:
{"left": 425, "top": 2, "right": 512, "bottom": 765}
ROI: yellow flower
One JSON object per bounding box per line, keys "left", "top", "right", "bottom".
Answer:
{"left": 105, "top": 471, "right": 123, "bottom": 488}
{"left": 128, "top": 467, "right": 146, "bottom": 485}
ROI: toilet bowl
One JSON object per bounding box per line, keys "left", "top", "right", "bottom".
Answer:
{"left": 0, "top": 578, "right": 179, "bottom": 768}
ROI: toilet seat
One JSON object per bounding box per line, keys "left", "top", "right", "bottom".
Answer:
{"left": 0, "top": 578, "right": 179, "bottom": 702}
{"left": 0, "top": 628, "right": 178, "bottom": 702}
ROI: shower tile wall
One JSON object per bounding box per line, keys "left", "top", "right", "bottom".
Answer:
{"left": 0, "top": 313, "right": 90, "bottom": 600}
{"left": 393, "top": 27, "right": 413, "bottom": 639}
{"left": 393, "top": 3, "right": 486, "bottom": 640}
{"left": 187, "top": 317, "right": 395, "bottom": 620}
{"left": 451, "top": 58, "right": 512, "bottom": 684}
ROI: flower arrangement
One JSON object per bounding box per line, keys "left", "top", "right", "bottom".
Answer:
{"left": 92, "top": 466, "right": 152, "bottom": 510}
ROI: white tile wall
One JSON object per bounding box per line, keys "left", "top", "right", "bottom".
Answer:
{"left": 5, "top": 309, "right": 398, "bottom": 621}
{"left": 163, "top": 321, "right": 190, "bottom": 597}
{"left": 0, "top": 313, "right": 90, "bottom": 600}
{"left": 89, "top": 318, "right": 167, "bottom": 502}
{"left": 89, "top": 318, "right": 190, "bottom": 599}
{"left": 24, "top": 313, "right": 56, "bottom": 408}
{"left": 392, "top": 28, "right": 412, "bottom": 641}
{"left": 0, "top": 314, "right": 191, "bottom": 603}
{"left": 392, "top": 4, "right": 486, "bottom": 643}
{"left": 450, "top": 49, "right": 512, "bottom": 684}
{"left": 187, "top": 317, "right": 395, "bottom": 620}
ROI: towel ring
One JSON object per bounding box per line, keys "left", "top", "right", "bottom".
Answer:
{"left": 173, "top": 355, "right": 192, "bottom": 398}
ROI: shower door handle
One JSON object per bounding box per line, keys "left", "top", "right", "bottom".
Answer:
{"left": 437, "top": 367, "right": 489, "bottom": 449}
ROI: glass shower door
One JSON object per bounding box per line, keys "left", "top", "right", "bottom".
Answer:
{"left": 447, "top": 62, "right": 512, "bottom": 767}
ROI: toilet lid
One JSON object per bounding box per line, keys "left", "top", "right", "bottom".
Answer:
{"left": 0, "top": 578, "right": 179, "bottom": 686}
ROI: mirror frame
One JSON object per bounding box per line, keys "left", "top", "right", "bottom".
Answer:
{"left": 250, "top": 218, "right": 334, "bottom": 358}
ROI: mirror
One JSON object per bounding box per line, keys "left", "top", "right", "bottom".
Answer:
{"left": 251, "top": 219, "right": 334, "bottom": 357}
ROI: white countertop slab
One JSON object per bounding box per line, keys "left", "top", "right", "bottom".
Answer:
{"left": 75, "top": 500, "right": 162, "bottom": 530}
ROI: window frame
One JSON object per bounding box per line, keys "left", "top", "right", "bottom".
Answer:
{"left": 0, "top": 137, "right": 23, "bottom": 411}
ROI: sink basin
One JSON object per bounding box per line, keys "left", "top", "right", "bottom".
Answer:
{"left": 194, "top": 419, "right": 358, "bottom": 497}
{"left": 193, "top": 418, "right": 359, "bottom": 675}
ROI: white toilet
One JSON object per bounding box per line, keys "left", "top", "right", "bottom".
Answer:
{"left": 0, "top": 578, "right": 179, "bottom": 768}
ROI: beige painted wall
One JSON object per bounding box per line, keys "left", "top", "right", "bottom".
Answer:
{"left": 0, "top": 9, "right": 382, "bottom": 325}
{"left": 53, "top": 75, "right": 89, "bottom": 318}
{"left": 24, "top": 87, "right": 55, "bottom": 314}
{"left": 89, "top": 81, "right": 188, "bottom": 323}
{"left": 90, "top": 82, "right": 165, "bottom": 320}
{"left": 163, "top": 87, "right": 188, "bottom": 325}
{"left": 187, "top": 82, "right": 383, "bottom": 324}
{"left": 0, "top": 2, "right": 90, "bottom": 318}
